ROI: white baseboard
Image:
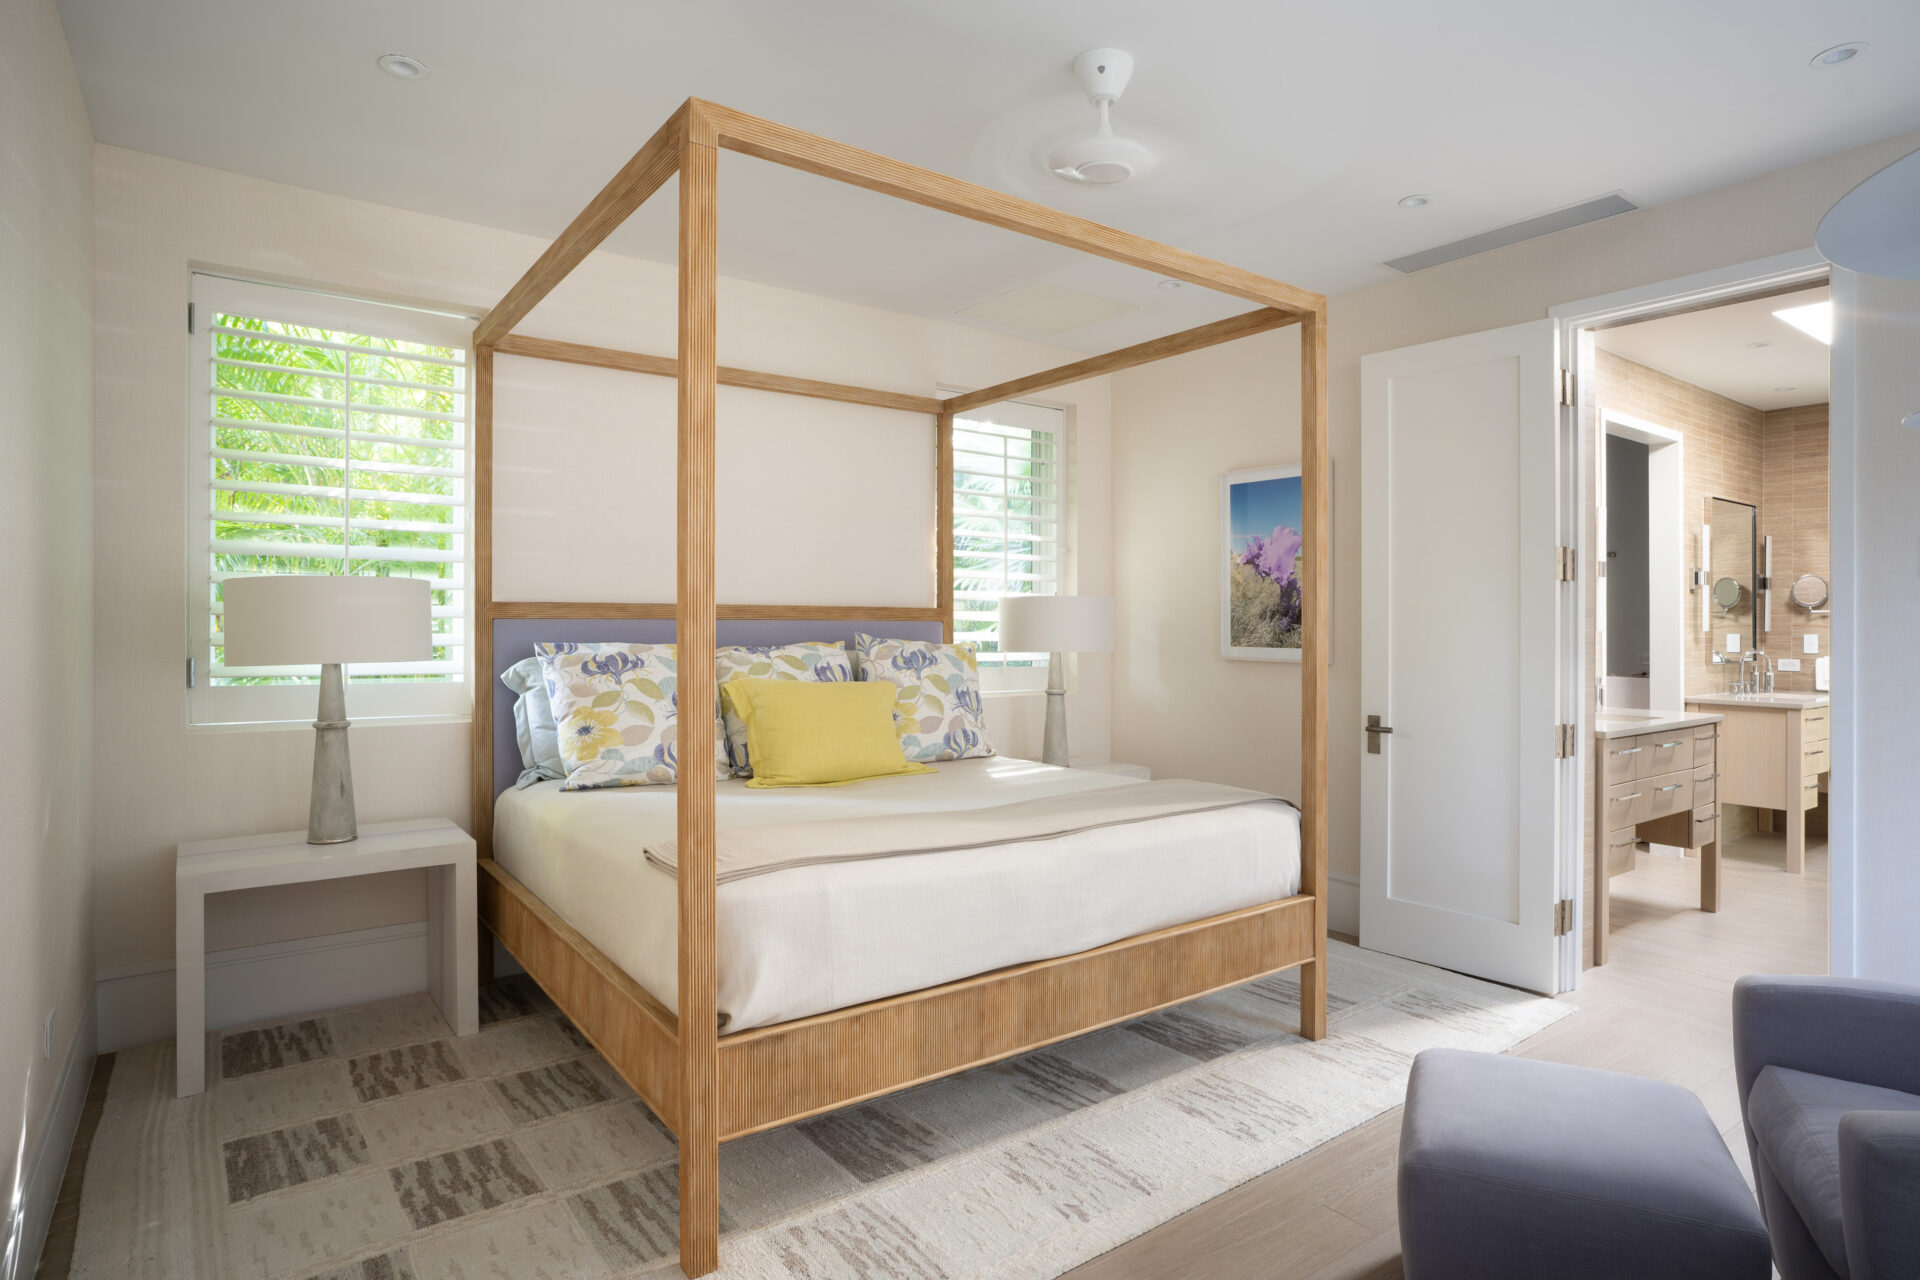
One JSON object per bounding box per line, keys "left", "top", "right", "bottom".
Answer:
{"left": 1327, "top": 871, "right": 1359, "bottom": 938}
{"left": 10, "top": 988, "right": 97, "bottom": 1280}
{"left": 95, "top": 920, "right": 432, "bottom": 1054}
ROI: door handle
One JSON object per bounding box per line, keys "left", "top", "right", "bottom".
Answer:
{"left": 1366, "top": 715, "right": 1394, "bottom": 755}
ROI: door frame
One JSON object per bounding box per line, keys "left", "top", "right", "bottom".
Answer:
{"left": 1597, "top": 408, "right": 1685, "bottom": 711}
{"left": 1549, "top": 248, "right": 1829, "bottom": 986}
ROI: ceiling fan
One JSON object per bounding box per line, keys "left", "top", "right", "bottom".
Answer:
{"left": 1047, "top": 49, "right": 1155, "bottom": 186}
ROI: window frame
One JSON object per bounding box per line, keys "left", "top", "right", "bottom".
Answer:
{"left": 948, "top": 397, "right": 1071, "bottom": 694}
{"left": 184, "top": 273, "right": 476, "bottom": 728}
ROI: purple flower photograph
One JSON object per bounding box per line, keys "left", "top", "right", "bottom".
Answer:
{"left": 1222, "top": 465, "right": 1307, "bottom": 661}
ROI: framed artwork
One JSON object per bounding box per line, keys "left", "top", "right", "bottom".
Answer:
{"left": 1222, "top": 464, "right": 1307, "bottom": 662}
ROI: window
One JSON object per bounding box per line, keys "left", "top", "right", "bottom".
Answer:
{"left": 951, "top": 400, "right": 1066, "bottom": 671}
{"left": 187, "top": 274, "right": 473, "bottom": 726}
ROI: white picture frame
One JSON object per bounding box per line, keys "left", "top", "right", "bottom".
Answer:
{"left": 1222, "top": 463, "right": 1306, "bottom": 662}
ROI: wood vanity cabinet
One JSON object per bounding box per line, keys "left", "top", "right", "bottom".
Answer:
{"left": 1684, "top": 700, "right": 1828, "bottom": 875}
{"left": 1593, "top": 718, "right": 1723, "bottom": 967}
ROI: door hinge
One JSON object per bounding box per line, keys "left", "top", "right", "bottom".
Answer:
{"left": 1558, "top": 367, "right": 1574, "bottom": 406}
{"left": 1555, "top": 723, "right": 1577, "bottom": 758}
{"left": 1556, "top": 546, "right": 1577, "bottom": 582}
{"left": 186, "top": 656, "right": 195, "bottom": 689}
{"left": 188, "top": 301, "right": 197, "bottom": 335}
{"left": 1554, "top": 899, "right": 1575, "bottom": 936}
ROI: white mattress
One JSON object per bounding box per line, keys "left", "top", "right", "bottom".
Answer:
{"left": 492, "top": 757, "right": 1300, "bottom": 1031}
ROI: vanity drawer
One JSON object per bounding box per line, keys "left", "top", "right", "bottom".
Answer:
{"left": 1639, "top": 734, "right": 1693, "bottom": 778}
{"left": 1691, "top": 726, "right": 1718, "bottom": 767}
{"left": 1601, "top": 738, "right": 1647, "bottom": 785}
{"left": 1691, "top": 762, "right": 1718, "bottom": 811}
{"left": 1802, "top": 707, "right": 1830, "bottom": 744}
{"left": 1605, "top": 830, "right": 1639, "bottom": 878}
{"left": 1605, "top": 780, "right": 1652, "bottom": 829}
{"left": 1645, "top": 771, "right": 1693, "bottom": 821}
{"left": 1803, "top": 780, "right": 1822, "bottom": 812}
{"left": 1802, "top": 743, "right": 1830, "bottom": 779}
{"left": 1689, "top": 808, "right": 1717, "bottom": 849}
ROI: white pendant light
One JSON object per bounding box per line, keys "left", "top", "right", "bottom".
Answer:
{"left": 1816, "top": 147, "right": 1920, "bottom": 279}
{"left": 1047, "top": 49, "right": 1156, "bottom": 186}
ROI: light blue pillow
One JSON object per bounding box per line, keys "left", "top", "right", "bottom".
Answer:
{"left": 502, "top": 657, "right": 566, "bottom": 788}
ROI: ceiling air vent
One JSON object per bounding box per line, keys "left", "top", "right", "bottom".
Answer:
{"left": 1385, "top": 192, "right": 1640, "bottom": 274}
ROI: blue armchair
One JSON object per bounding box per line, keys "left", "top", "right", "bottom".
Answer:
{"left": 1733, "top": 975, "right": 1920, "bottom": 1279}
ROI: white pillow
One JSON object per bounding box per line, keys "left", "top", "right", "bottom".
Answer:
{"left": 502, "top": 657, "right": 566, "bottom": 788}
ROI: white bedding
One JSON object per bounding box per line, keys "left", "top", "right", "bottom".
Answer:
{"left": 492, "top": 757, "right": 1301, "bottom": 1031}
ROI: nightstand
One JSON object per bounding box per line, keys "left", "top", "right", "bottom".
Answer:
{"left": 174, "top": 817, "right": 478, "bottom": 1097}
{"left": 1074, "top": 761, "right": 1151, "bottom": 779}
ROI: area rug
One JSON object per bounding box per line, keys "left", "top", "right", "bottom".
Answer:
{"left": 66, "top": 942, "right": 1570, "bottom": 1280}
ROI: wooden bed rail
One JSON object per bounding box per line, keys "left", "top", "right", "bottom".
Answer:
{"left": 470, "top": 98, "right": 1329, "bottom": 1277}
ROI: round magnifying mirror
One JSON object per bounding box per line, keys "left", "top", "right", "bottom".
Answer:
{"left": 1790, "top": 573, "right": 1829, "bottom": 610}
{"left": 1712, "top": 576, "right": 1744, "bottom": 610}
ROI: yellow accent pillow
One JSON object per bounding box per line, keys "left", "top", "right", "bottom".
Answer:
{"left": 721, "top": 678, "right": 936, "bottom": 789}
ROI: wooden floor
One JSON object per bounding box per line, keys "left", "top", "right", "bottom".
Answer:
{"left": 1064, "top": 829, "right": 1830, "bottom": 1280}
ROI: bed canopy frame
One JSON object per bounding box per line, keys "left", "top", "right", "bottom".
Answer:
{"left": 469, "top": 98, "right": 1328, "bottom": 1277}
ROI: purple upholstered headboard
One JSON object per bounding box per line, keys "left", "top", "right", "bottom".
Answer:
{"left": 490, "top": 617, "right": 946, "bottom": 802}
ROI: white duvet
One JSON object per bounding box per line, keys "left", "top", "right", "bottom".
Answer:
{"left": 492, "top": 756, "right": 1301, "bottom": 1031}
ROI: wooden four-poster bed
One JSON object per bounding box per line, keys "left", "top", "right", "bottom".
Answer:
{"left": 468, "top": 98, "right": 1329, "bottom": 1277}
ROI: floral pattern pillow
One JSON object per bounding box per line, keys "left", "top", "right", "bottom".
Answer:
{"left": 852, "top": 634, "right": 994, "bottom": 763}
{"left": 715, "top": 642, "right": 854, "bottom": 776}
{"left": 535, "top": 642, "right": 729, "bottom": 790}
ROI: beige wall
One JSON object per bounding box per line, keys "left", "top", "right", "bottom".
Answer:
{"left": 1112, "top": 125, "right": 1920, "bottom": 935}
{"left": 92, "top": 144, "right": 1111, "bottom": 984}
{"left": 1761, "top": 403, "right": 1830, "bottom": 692}
{"left": 0, "top": 0, "right": 95, "bottom": 1240}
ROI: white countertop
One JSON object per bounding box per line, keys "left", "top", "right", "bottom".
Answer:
{"left": 1593, "top": 708, "right": 1725, "bottom": 740}
{"left": 1685, "top": 692, "right": 1830, "bottom": 710}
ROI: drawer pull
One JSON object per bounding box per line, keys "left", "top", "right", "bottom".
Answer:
{"left": 1616, "top": 792, "right": 1642, "bottom": 802}
{"left": 1805, "top": 750, "right": 1824, "bottom": 756}
{"left": 1610, "top": 836, "right": 1638, "bottom": 848}
{"left": 1616, "top": 747, "right": 1642, "bottom": 756}
{"left": 1696, "top": 815, "right": 1714, "bottom": 825}
{"left": 1657, "top": 740, "right": 1683, "bottom": 749}
{"left": 1656, "top": 784, "right": 1684, "bottom": 793}
{"left": 1700, "top": 773, "right": 1720, "bottom": 781}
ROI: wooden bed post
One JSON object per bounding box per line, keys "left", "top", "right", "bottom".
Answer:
{"left": 676, "top": 106, "right": 723, "bottom": 1278}
{"left": 937, "top": 407, "right": 955, "bottom": 642}
{"left": 1298, "top": 310, "right": 1330, "bottom": 1041}
{"left": 471, "top": 344, "right": 496, "bottom": 986}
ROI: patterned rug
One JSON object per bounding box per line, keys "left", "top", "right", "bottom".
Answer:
{"left": 65, "top": 942, "right": 1571, "bottom": 1279}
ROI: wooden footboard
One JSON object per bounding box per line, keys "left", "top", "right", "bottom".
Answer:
{"left": 479, "top": 858, "right": 1318, "bottom": 1144}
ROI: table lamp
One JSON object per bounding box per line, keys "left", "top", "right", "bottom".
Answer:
{"left": 997, "top": 595, "right": 1114, "bottom": 768}
{"left": 221, "top": 575, "right": 434, "bottom": 844}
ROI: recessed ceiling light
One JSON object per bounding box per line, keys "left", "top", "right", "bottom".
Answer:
{"left": 1157, "top": 280, "right": 1183, "bottom": 290}
{"left": 1811, "top": 42, "right": 1865, "bottom": 68}
{"left": 1774, "top": 300, "right": 1833, "bottom": 344}
{"left": 1398, "top": 194, "right": 1430, "bottom": 209}
{"left": 1746, "top": 340, "right": 1771, "bottom": 349}
{"left": 1775, "top": 387, "right": 1799, "bottom": 393}
{"left": 377, "top": 53, "right": 429, "bottom": 80}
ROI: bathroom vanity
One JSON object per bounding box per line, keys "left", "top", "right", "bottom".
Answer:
{"left": 1592, "top": 708, "right": 1725, "bottom": 966}
{"left": 1683, "top": 692, "right": 1829, "bottom": 875}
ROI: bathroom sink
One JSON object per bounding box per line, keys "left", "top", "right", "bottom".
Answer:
{"left": 1687, "top": 691, "right": 1830, "bottom": 708}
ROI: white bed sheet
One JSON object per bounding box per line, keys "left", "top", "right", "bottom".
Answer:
{"left": 492, "top": 757, "right": 1301, "bottom": 1031}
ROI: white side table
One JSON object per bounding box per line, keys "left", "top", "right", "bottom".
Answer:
{"left": 1075, "top": 761, "right": 1151, "bottom": 779}
{"left": 175, "top": 817, "right": 478, "bottom": 1097}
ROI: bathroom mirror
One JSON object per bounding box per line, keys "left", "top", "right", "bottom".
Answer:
{"left": 1791, "top": 573, "right": 1830, "bottom": 611}
{"left": 1708, "top": 497, "right": 1757, "bottom": 621}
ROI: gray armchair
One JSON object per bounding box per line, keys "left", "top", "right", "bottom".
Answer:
{"left": 1733, "top": 975, "right": 1920, "bottom": 1279}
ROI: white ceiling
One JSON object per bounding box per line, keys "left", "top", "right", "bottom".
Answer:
{"left": 1595, "top": 285, "right": 1831, "bottom": 411}
{"left": 56, "top": 0, "right": 1920, "bottom": 351}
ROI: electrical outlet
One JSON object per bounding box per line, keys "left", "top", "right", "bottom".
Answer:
{"left": 1777, "top": 658, "right": 1802, "bottom": 672}
{"left": 1805, "top": 634, "right": 1819, "bottom": 655}
{"left": 42, "top": 1009, "right": 55, "bottom": 1060}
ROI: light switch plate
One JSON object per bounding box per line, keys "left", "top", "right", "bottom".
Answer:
{"left": 1725, "top": 633, "right": 1743, "bottom": 653}
{"left": 1778, "top": 658, "right": 1802, "bottom": 672}
{"left": 1805, "top": 634, "right": 1819, "bottom": 654}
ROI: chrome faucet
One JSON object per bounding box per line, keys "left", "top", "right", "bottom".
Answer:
{"left": 1738, "top": 648, "right": 1774, "bottom": 695}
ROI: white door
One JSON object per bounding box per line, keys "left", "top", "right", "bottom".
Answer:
{"left": 1359, "top": 320, "right": 1568, "bottom": 993}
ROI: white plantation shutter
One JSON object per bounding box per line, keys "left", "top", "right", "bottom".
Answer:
{"left": 187, "top": 274, "right": 474, "bottom": 726}
{"left": 951, "top": 400, "right": 1065, "bottom": 670}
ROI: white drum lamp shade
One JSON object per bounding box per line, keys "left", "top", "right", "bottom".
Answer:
{"left": 997, "top": 594, "right": 1114, "bottom": 656}
{"left": 222, "top": 574, "right": 433, "bottom": 666}
{"left": 221, "top": 575, "right": 433, "bottom": 844}
{"left": 997, "top": 595, "right": 1113, "bottom": 768}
